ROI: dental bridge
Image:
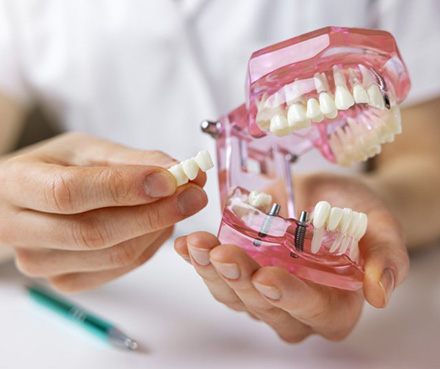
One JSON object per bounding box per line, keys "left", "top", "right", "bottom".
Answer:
{"left": 201, "top": 27, "right": 410, "bottom": 291}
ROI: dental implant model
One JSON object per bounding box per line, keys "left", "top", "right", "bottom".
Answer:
{"left": 201, "top": 27, "right": 410, "bottom": 290}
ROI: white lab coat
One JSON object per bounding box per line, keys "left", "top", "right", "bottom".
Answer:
{"left": 0, "top": 0, "right": 439, "bottom": 260}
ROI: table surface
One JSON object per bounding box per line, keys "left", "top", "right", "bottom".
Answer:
{"left": 1, "top": 241, "right": 439, "bottom": 369}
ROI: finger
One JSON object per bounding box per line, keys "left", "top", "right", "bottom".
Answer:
{"left": 15, "top": 228, "right": 172, "bottom": 277}
{"left": 174, "top": 235, "right": 191, "bottom": 262}
{"left": 181, "top": 232, "right": 245, "bottom": 312}
{"left": 361, "top": 209, "right": 410, "bottom": 308}
{"left": 3, "top": 184, "right": 207, "bottom": 250}
{"left": 2, "top": 161, "right": 177, "bottom": 214}
{"left": 251, "top": 267, "right": 362, "bottom": 341}
{"left": 48, "top": 225, "right": 172, "bottom": 292}
{"left": 209, "top": 245, "right": 312, "bottom": 342}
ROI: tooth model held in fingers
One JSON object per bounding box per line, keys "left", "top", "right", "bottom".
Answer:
{"left": 168, "top": 150, "right": 214, "bottom": 186}
{"left": 248, "top": 191, "right": 273, "bottom": 212}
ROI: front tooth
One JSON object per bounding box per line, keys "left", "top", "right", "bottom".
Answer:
{"left": 312, "top": 201, "right": 331, "bottom": 228}
{"left": 327, "top": 207, "right": 343, "bottom": 231}
{"left": 181, "top": 159, "right": 199, "bottom": 180}
{"left": 339, "top": 208, "right": 353, "bottom": 234}
{"left": 347, "top": 212, "right": 362, "bottom": 237}
{"left": 335, "top": 86, "right": 355, "bottom": 110}
{"left": 306, "top": 98, "right": 324, "bottom": 122}
{"left": 194, "top": 150, "right": 214, "bottom": 171}
{"left": 248, "top": 191, "right": 272, "bottom": 212}
{"left": 368, "top": 84, "right": 385, "bottom": 109}
{"left": 333, "top": 66, "right": 355, "bottom": 110}
{"left": 287, "top": 103, "right": 310, "bottom": 129}
{"left": 311, "top": 227, "right": 325, "bottom": 254}
{"left": 353, "top": 84, "right": 369, "bottom": 104}
{"left": 354, "top": 212, "right": 368, "bottom": 240}
{"left": 264, "top": 91, "right": 284, "bottom": 109}
{"left": 270, "top": 113, "right": 290, "bottom": 136}
{"left": 168, "top": 163, "right": 189, "bottom": 186}
{"left": 319, "top": 93, "right": 338, "bottom": 119}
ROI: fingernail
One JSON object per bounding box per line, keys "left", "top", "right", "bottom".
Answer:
{"left": 253, "top": 282, "right": 281, "bottom": 301}
{"left": 177, "top": 187, "right": 207, "bottom": 216}
{"left": 213, "top": 262, "right": 240, "bottom": 280}
{"left": 144, "top": 171, "right": 175, "bottom": 197}
{"left": 188, "top": 247, "right": 210, "bottom": 266}
{"left": 379, "top": 268, "right": 395, "bottom": 305}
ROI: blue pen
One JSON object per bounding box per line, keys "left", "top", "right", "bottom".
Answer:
{"left": 27, "top": 284, "right": 138, "bottom": 350}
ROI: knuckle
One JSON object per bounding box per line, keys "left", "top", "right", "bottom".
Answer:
{"left": 71, "top": 216, "right": 110, "bottom": 249}
{"left": 46, "top": 172, "right": 74, "bottom": 212}
{"left": 108, "top": 243, "right": 139, "bottom": 268}
{"left": 101, "top": 168, "right": 131, "bottom": 205}
{"left": 141, "top": 207, "right": 162, "bottom": 231}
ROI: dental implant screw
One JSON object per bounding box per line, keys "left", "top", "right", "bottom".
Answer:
{"left": 200, "top": 120, "right": 222, "bottom": 138}
{"left": 294, "top": 211, "right": 308, "bottom": 252}
{"left": 253, "top": 203, "right": 281, "bottom": 247}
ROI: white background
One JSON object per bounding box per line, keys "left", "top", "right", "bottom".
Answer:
{"left": 1, "top": 240, "right": 439, "bottom": 369}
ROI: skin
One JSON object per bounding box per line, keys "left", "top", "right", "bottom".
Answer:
{"left": 174, "top": 96, "right": 440, "bottom": 342}
{"left": 0, "top": 128, "right": 208, "bottom": 292}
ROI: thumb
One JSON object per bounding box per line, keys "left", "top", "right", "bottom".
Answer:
{"left": 362, "top": 209, "right": 410, "bottom": 308}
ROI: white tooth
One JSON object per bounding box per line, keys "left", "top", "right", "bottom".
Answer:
{"left": 248, "top": 191, "right": 272, "bottom": 211}
{"left": 339, "top": 208, "right": 353, "bottom": 234}
{"left": 358, "top": 64, "right": 376, "bottom": 86}
{"left": 306, "top": 98, "right": 324, "bottom": 122}
{"left": 329, "top": 233, "right": 343, "bottom": 253}
{"left": 349, "top": 244, "right": 360, "bottom": 261}
{"left": 368, "top": 84, "right": 385, "bottom": 109}
{"left": 387, "top": 106, "right": 402, "bottom": 134}
{"left": 312, "top": 201, "right": 331, "bottom": 229}
{"left": 287, "top": 103, "right": 310, "bottom": 129}
{"left": 311, "top": 227, "right": 325, "bottom": 254}
{"left": 181, "top": 159, "right": 199, "bottom": 180}
{"left": 284, "top": 81, "right": 303, "bottom": 104}
{"left": 339, "top": 236, "right": 351, "bottom": 254}
{"left": 194, "top": 150, "right": 214, "bottom": 172}
{"left": 327, "top": 207, "right": 343, "bottom": 231}
{"left": 314, "top": 73, "right": 329, "bottom": 93}
{"left": 347, "top": 212, "right": 362, "bottom": 237}
{"left": 335, "top": 86, "right": 355, "bottom": 110}
{"left": 270, "top": 113, "right": 290, "bottom": 136}
{"left": 168, "top": 163, "right": 189, "bottom": 186}
{"left": 354, "top": 212, "right": 368, "bottom": 240}
{"left": 319, "top": 92, "right": 338, "bottom": 119}
{"left": 353, "top": 84, "right": 369, "bottom": 104}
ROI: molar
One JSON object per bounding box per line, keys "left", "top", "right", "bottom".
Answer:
{"left": 248, "top": 191, "right": 273, "bottom": 212}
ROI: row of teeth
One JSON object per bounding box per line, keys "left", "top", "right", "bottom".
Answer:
{"left": 247, "top": 190, "right": 273, "bottom": 212}
{"left": 310, "top": 201, "right": 368, "bottom": 261}
{"left": 329, "top": 106, "right": 402, "bottom": 166}
{"left": 168, "top": 150, "right": 214, "bottom": 186}
{"left": 256, "top": 65, "right": 388, "bottom": 137}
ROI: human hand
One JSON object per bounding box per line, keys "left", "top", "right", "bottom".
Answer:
{"left": 0, "top": 132, "right": 207, "bottom": 291}
{"left": 174, "top": 173, "right": 409, "bottom": 342}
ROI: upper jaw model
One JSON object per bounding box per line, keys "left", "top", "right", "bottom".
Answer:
{"left": 202, "top": 27, "right": 410, "bottom": 291}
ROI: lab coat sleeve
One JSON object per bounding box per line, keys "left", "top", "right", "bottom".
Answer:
{"left": 375, "top": 0, "right": 440, "bottom": 105}
{"left": 0, "top": 0, "right": 32, "bottom": 105}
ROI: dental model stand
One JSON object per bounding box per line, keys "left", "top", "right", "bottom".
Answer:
{"left": 201, "top": 27, "right": 410, "bottom": 290}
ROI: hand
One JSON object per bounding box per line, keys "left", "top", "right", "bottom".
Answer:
{"left": 174, "top": 173, "right": 409, "bottom": 342}
{"left": 0, "top": 132, "right": 208, "bottom": 291}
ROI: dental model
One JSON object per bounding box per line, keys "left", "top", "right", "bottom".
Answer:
{"left": 168, "top": 150, "right": 214, "bottom": 186}
{"left": 310, "top": 201, "right": 368, "bottom": 261}
{"left": 201, "top": 27, "right": 410, "bottom": 290}
{"left": 247, "top": 191, "right": 273, "bottom": 212}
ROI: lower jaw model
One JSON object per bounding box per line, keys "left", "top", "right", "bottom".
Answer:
{"left": 200, "top": 27, "right": 411, "bottom": 291}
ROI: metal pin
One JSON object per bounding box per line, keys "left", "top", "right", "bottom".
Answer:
{"left": 294, "top": 211, "right": 308, "bottom": 252}
{"left": 253, "top": 203, "right": 281, "bottom": 247}
{"left": 200, "top": 120, "right": 222, "bottom": 138}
